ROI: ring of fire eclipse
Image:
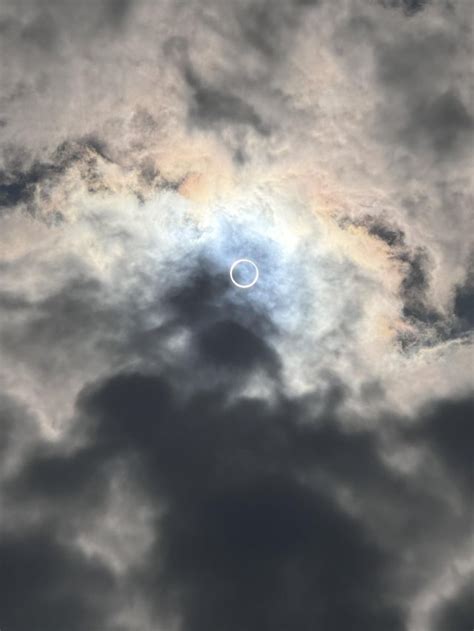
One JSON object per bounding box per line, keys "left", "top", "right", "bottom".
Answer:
{"left": 230, "top": 259, "right": 259, "bottom": 289}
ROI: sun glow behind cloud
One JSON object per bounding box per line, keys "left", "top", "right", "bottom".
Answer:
{"left": 0, "top": 1, "right": 473, "bottom": 630}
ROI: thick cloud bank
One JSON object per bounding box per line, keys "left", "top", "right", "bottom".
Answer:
{"left": 0, "top": 1, "right": 472, "bottom": 630}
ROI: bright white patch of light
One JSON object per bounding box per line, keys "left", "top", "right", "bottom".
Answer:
{"left": 229, "top": 258, "right": 259, "bottom": 289}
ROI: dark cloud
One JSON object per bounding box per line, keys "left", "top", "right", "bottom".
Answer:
{"left": 0, "top": 134, "right": 180, "bottom": 215}
{"left": 234, "top": 1, "right": 302, "bottom": 60}
{"left": 393, "top": 246, "right": 474, "bottom": 345}
{"left": 0, "top": 393, "right": 39, "bottom": 465}
{"left": 340, "top": 216, "right": 473, "bottom": 348}
{"left": 455, "top": 288, "right": 474, "bottom": 327}
{"left": 0, "top": 137, "right": 110, "bottom": 210}
{"left": 8, "top": 443, "right": 109, "bottom": 512}
{"left": 6, "top": 351, "right": 470, "bottom": 630}
{"left": 164, "top": 260, "right": 275, "bottom": 333}
{"left": 401, "top": 90, "right": 473, "bottom": 158}
{"left": 454, "top": 257, "right": 474, "bottom": 330}
{"left": 376, "top": 32, "right": 454, "bottom": 95}
{"left": 432, "top": 579, "right": 474, "bottom": 631}
{"left": 405, "top": 397, "right": 474, "bottom": 496}
{"left": 366, "top": 218, "right": 406, "bottom": 248}
{"left": 89, "top": 364, "right": 470, "bottom": 629}
{"left": 0, "top": 256, "right": 472, "bottom": 629}
{"left": 399, "top": 249, "right": 437, "bottom": 323}
{"left": 162, "top": 0, "right": 323, "bottom": 142}
{"left": 196, "top": 319, "right": 281, "bottom": 375}
{"left": 340, "top": 216, "right": 423, "bottom": 313}
{"left": 165, "top": 262, "right": 234, "bottom": 324}
{"left": 374, "top": 26, "right": 473, "bottom": 164}
{"left": 0, "top": 160, "right": 61, "bottom": 209}
{"left": 379, "top": 0, "right": 430, "bottom": 16}
{"left": 184, "top": 66, "right": 271, "bottom": 135}
{"left": 338, "top": 215, "right": 450, "bottom": 345}
{"left": 0, "top": 276, "right": 120, "bottom": 368}
{"left": 164, "top": 37, "right": 270, "bottom": 138}
{"left": 151, "top": 476, "right": 403, "bottom": 631}
{"left": 11, "top": 367, "right": 405, "bottom": 631}
{"left": 0, "top": 529, "right": 116, "bottom": 631}
{"left": 1, "top": 0, "right": 133, "bottom": 48}
{"left": 21, "top": 11, "right": 59, "bottom": 53}
{"left": 103, "top": 0, "right": 132, "bottom": 31}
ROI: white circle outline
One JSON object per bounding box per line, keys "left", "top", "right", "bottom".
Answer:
{"left": 230, "top": 259, "right": 259, "bottom": 289}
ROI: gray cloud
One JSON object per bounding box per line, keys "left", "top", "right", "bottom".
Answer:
{"left": 432, "top": 579, "right": 474, "bottom": 631}
{"left": 379, "top": 0, "right": 431, "bottom": 16}
{"left": 0, "top": 529, "right": 117, "bottom": 631}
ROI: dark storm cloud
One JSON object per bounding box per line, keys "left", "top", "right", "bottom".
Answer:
{"left": 151, "top": 476, "right": 402, "bottom": 631}
{"left": 0, "top": 529, "right": 116, "bottom": 631}
{"left": 5, "top": 370, "right": 404, "bottom": 631}
{"left": 6, "top": 365, "right": 471, "bottom": 630}
{"left": 7, "top": 430, "right": 110, "bottom": 513}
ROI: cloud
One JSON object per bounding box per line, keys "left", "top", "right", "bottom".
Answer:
{"left": 1, "top": 260, "right": 472, "bottom": 629}
{"left": 432, "top": 579, "right": 474, "bottom": 631}
{"left": 0, "top": 0, "right": 472, "bottom": 629}
{"left": 404, "top": 397, "right": 474, "bottom": 495}
{"left": 454, "top": 255, "right": 474, "bottom": 331}
{"left": 379, "top": 0, "right": 430, "bottom": 15}
{"left": 0, "top": 529, "right": 116, "bottom": 631}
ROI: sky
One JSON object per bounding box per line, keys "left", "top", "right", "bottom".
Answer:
{"left": 0, "top": 1, "right": 473, "bottom": 630}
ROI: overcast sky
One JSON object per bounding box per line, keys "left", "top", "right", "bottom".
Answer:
{"left": 0, "top": 1, "right": 473, "bottom": 630}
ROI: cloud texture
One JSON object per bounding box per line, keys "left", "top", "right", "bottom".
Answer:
{"left": 0, "top": 1, "right": 472, "bottom": 630}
